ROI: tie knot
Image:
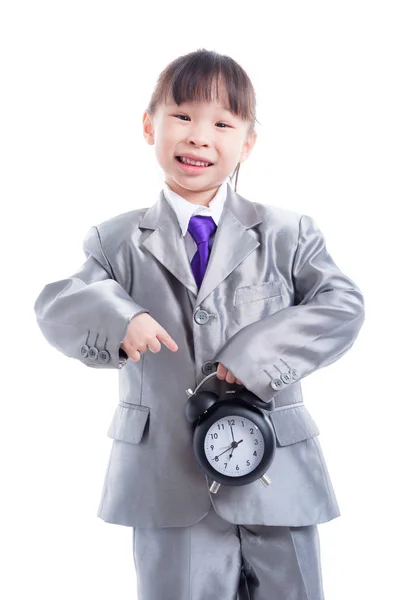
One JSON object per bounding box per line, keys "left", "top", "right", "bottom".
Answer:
{"left": 187, "top": 215, "right": 217, "bottom": 245}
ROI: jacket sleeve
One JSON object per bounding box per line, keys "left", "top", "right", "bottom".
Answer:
{"left": 33, "top": 225, "right": 149, "bottom": 369}
{"left": 214, "top": 214, "right": 366, "bottom": 403}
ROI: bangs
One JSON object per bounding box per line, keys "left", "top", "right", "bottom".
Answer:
{"left": 148, "top": 49, "right": 257, "bottom": 125}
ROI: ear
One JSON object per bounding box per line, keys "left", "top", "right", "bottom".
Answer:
{"left": 143, "top": 111, "right": 155, "bottom": 145}
{"left": 239, "top": 130, "right": 257, "bottom": 164}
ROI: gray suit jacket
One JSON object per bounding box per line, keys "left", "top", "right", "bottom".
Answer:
{"left": 33, "top": 185, "right": 365, "bottom": 528}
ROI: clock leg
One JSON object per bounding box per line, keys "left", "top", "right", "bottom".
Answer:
{"left": 209, "top": 481, "right": 221, "bottom": 494}
{"left": 260, "top": 473, "right": 272, "bottom": 487}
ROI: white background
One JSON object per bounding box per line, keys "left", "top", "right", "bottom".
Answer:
{"left": 1, "top": 1, "right": 399, "bottom": 598}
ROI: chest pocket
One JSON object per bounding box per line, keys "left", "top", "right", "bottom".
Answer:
{"left": 233, "top": 280, "right": 284, "bottom": 326}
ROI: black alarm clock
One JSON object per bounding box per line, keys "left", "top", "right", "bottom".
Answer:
{"left": 185, "top": 371, "right": 276, "bottom": 494}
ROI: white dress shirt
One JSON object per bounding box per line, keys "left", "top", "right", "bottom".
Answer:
{"left": 162, "top": 180, "right": 229, "bottom": 263}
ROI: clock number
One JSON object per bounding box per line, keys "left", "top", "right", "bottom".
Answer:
{"left": 210, "top": 433, "right": 219, "bottom": 439}
{"left": 227, "top": 419, "right": 235, "bottom": 426}
{"left": 246, "top": 460, "right": 250, "bottom": 466}
{"left": 250, "top": 428, "right": 254, "bottom": 434}
{"left": 254, "top": 439, "right": 258, "bottom": 445}
{"left": 236, "top": 465, "right": 239, "bottom": 471}
{"left": 253, "top": 451, "right": 257, "bottom": 456}
{"left": 210, "top": 444, "right": 214, "bottom": 451}
{"left": 217, "top": 423, "right": 225, "bottom": 430}
{"left": 214, "top": 456, "right": 219, "bottom": 462}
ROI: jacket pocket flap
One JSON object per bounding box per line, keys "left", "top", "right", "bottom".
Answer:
{"left": 268, "top": 405, "right": 320, "bottom": 446}
{"left": 107, "top": 403, "right": 150, "bottom": 444}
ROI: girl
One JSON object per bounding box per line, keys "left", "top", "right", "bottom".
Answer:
{"left": 34, "top": 48, "right": 365, "bottom": 599}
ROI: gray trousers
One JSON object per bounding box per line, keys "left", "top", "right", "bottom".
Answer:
{"left": 132, "top": 504, "right": 325, "bottom": 600}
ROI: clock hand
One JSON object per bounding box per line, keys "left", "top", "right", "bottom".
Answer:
{"left": 228, "top": 439, "right": 243, "bottom": 455}
{"left": 214, "top": 446, "right": 235, "bottom": 459}
{"left": 214, "top": 440, "right": 244, "bottom": 459}
{"left": 225, "top": 440, "right": 244, "bottom": 468}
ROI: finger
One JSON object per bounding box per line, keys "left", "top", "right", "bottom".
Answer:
{"left": 157, "top": 330, "right": 179, "bottom": 352}
{"left": 129, "top": 349, "right": 142, "bottom": 362}
{"left": 147, "top": 338, "right": 162, "bottom": 353}
{"left": 225, "top": 370, "right": 236, "bottom": 384}
{"left": 216, "top": 363, "right": 228, "bottom": 379}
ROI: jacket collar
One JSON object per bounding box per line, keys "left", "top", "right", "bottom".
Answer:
{"left": 139, "top": 183, "right": 263, "bottom": 306}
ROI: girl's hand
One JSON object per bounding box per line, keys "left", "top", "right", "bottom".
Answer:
{"left": 121, "top": 313, "right": 178, "bottom": 362}
{"left": 216, "top": 363, "right": 242, "bottom": 385}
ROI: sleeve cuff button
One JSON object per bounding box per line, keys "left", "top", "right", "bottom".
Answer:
{"left": 88, "top": 347, "right": 99, "bottom": 360}
{"left": 271, "top": 378, "right": 283, "bottom": 390}
{"left": 98, "top": 350, "right": 110, "bottom": 364}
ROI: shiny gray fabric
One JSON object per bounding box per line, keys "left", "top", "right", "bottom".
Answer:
{"left": 133, "top": 504, "right": 324, "bottom": 600}
{"left": 33, "top": 184, "right": 365, "bottom": 528}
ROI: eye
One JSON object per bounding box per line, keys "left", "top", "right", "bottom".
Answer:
{"left": 174, "top": 115, "right": 230, "bottom": 128}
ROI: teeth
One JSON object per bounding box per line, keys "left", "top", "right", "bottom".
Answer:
{"left": 180, "top": 156, "right": 210, "bottom": 167}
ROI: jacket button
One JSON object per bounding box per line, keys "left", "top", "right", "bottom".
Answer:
{"left": 80, "top": 344, "right": 89, "bottom": 358}
{"left": 194, "top": 310, "right": 209, "bottom": 324}
{"left": 88, "top": 347, "right": 98, "bottom": 360}
{"left": 271, "top": 378, "right": 283, "bottom": 390}
{"left": 202, "top": 361, "right": 217, "bottom": 375}
{"left": 98, "top": 350, "right": 110, "bottom": 364}
{"left": 291, "top": 369, "right": 299, "bottom": 380}
{"left": 281, "top": 372, "right": 291, "bottom": 384}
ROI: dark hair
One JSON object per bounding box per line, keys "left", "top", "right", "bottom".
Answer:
{"left": 146, "top": 48, "right": 260, "bottom": 191}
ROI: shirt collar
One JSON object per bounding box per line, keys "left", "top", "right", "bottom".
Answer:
{"left": 162, "top": 180, "right": 229, "bottom": 236}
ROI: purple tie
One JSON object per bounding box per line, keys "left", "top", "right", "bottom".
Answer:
{"left": 187, "top": 215, "right": 217, "bottom": 289}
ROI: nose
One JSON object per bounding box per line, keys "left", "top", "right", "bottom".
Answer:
{"left": 186, "top": 126, "right": 210, "bottom": 147}
{"left": 188, "top": 138, "right": 209, "bottom": 148}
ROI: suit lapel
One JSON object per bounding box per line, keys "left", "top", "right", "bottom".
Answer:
{"left": 139, "top": 184, "right": 263, "bottom": 305}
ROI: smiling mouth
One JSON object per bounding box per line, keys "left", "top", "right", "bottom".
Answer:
{"left": 175, "top": 156, "right": 214, "bottom": 167}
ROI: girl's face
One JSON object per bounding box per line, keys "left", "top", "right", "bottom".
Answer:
{"left": 143, "top": 92, "right": 257, "bottom": 204}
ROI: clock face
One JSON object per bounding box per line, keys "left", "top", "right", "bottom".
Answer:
{"left": 204, "top": 414, "right": 265, "bottom": 476}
